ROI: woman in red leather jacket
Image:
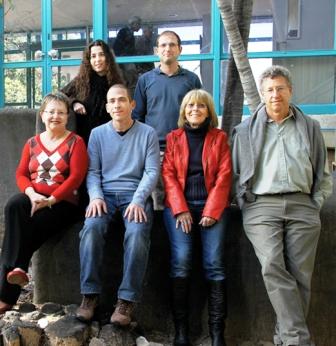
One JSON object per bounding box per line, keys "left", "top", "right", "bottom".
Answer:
{"left": 162, "top": 89, "right": 232, "bottom": 346}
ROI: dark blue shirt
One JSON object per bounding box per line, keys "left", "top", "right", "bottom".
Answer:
{"left": 132, "top": 67, "right": 202, "bottom": 149}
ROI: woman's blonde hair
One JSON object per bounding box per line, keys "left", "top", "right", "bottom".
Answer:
{"left": 178, "top": 89, "right": 218, "bottom": 128}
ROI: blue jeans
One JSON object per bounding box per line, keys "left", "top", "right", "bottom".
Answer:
{"left": 163, "top": 202, "right": 228, "bottom": 280}
{"left": 79, "top": 192, "right": 153, "bottom": 302}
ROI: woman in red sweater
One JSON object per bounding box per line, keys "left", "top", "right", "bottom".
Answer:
{"left": 162, "top": 89, "right": 232, "bottom": 346}
{"left": 0, "top": 92, "right": 88, "bottom": 314}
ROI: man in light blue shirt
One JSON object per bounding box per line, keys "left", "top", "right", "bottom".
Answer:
{"left": 232, "top": 66, "right": 332, "bottom": 346}
{"left": 76, "top": 84, "right": 160, "bottom": 326}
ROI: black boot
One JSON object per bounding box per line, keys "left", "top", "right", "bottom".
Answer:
{"left": 171, "top": 277, "right": 191, "bottom": 346}
{"left": 208, "top": 280, "right": 227, "bottom": 346}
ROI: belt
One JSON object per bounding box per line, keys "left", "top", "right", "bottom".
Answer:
{"left": 258, "top": 191, "right": 302, "bottom": 196}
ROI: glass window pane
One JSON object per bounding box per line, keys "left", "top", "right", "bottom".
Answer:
{"left": 221, "top": 57, "right": 336, "bottom": 107}
{"left": 272, "top": 57, "right": 336, "bottom": 104}
{"left": 223, "top": 0, "right": 335, "bottom": 53}
{"left": 52, "top": 0, "right": 92, "bottom": 59}
{"left": 250, "top": 56, "right": 336, "bottom": 104}
{"left": 51, "top": 66, "right": 80, "bottom": 93}
{"left": 4, "top": 0, "right": 42, "bottom": 62}
{"left": 4, "top": 68, "right": 42, "bottom": 108}
{"left": 108, "top": 0, "right": 211, "bottom": 57}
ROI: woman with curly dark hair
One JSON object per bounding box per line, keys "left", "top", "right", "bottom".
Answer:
{"left": 62, "top": 39, "right": 124, "bottom": 144}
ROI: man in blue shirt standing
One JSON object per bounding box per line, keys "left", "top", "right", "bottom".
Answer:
{"left": 76, "top": 84, "right": 160, "bottom": 325}
{"left": 132, "top": 30, "right": 202, "bottom": 210}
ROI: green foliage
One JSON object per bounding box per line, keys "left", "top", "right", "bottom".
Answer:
{"left": 5, "top": 69, "right": 27, "bottom": 104}
{"left": 5, "top": 68, "right": 42, "bottom": 107}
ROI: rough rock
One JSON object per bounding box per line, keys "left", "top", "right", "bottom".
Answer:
{"left": 136, "top": 336, "right": 164, "bottom": 346}
{"left": 89, "top": 338, "right": 107, "bottom": 346}
{"left": 17, "top": 322, "right": 42, "bottom": 345}
{"left": 136, "top": 336, "right": 150, "bottom": 345}
{"left": 64, "top": 304, "right": 79, "bottom": 316}
{"left": 45, "top": 315, "right": 90, "bottom": 345}
{"left": 20, "top": 310, "right": 44, "bottom": 321}
{"left": 0, "top": 302, "right": 168, "bottom": 345}
{"left": 18, "top": 302, "right": 36, "bottom": 314}
{"left": 2, "top": 325, "right": 20, "bottom": 345}
{"left": 41, "top": 302, "right": 64, "bottom": 315}
{"left": 98, "top": 324, "right": 135, "bottom": 346}
{"left": 2, "top": 310, "right": 21, "bottom": 323}
{"left": 90, "top": 321, "right": 100, "bottom": 338}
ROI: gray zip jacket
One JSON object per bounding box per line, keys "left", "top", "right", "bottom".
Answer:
{"left": 231, "top": 103, "right": 332, "bottom": 208}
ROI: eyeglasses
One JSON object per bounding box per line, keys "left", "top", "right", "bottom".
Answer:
{"left": 43, "top": 110, "right": 67, "bottom": 116}
{"left": 185, "top": 103, "right": 207, "bottom": 109}
{"left": 158, "top": 42, "right": 179, "bottom": 49}
{"left": 263, "top": 86, "right": 289, "bottom": 95}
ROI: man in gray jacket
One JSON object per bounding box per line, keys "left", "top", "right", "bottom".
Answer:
{"left": 232, "top": 65, "right": 332, "bottom": 346}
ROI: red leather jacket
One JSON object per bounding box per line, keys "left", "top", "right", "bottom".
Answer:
{"left": 162, "top": 127, "right": 232, "bottom": 220}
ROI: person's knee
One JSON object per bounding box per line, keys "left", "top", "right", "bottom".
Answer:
{"left": 79, "top": 218, "right": 107, "bottom": 242}
{"left": 125, "top": 223, "right": 151, "bottom": 246}
{"left": 261, "top": 254, "right": 286, "bottom": 282}
{"left": 171, "top": 260, "right": 191, "bottom": 278}
{"left": 5, "top": 194, "right": 29, "bottom": 213}
{"left": 203, "top": 254, "right": 225, "bottom": 280}
{"left": 170, "top": 249, "right": 192, "bottom": 277}
{"left": 204, "top": 263, "right": 225, "bottom": 281}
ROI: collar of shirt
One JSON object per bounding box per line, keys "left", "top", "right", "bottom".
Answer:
{"left": 156, "top": 65, "right": 183, "bottom": 76}
{"left": 267, "top": 106, "right": 295, "bottom": 124}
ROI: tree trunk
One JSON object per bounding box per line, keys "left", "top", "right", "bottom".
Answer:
{"left": 216, "top": 0, "right": 260, "bottom": 124}
{"left": 221, "top": 0, "right": 254, "bottom": 136}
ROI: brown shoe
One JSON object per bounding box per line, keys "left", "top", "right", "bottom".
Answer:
{"left": 76, "top": 295, "right": 98, "bottom": 322}
{"left": 0, "top": 300, "right": 13, "bottom": 315}
{"left": 110, "top": 299, "right": 135, "bottom": 326}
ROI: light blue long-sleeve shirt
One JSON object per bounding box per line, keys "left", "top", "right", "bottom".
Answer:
{"left": 252, "top": 112, "right": 312, "bottom": 193}
{"left": 86, "top": 120, "right": 160, "bottom": 208}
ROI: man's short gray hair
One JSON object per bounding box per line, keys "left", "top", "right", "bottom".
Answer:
{"left": 259, "top": 65, "right": 293, "bottom": 90}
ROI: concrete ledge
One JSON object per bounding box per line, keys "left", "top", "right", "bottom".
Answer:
{"left": 30, "top": 188, "right": 336, "bottom": 344}
{"left": 32, "top": 222, "right": 83, "bottom": 305}
{"left": 0, "top": 108, "right": 37, "bottom": 242}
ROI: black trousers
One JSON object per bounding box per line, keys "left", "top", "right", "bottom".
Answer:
{"left": 0, "top": 193, "right": 81, "bottom": 305}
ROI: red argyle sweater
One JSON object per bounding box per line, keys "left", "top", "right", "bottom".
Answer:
{"left": 16, "top": 132, "right": 88, "bottom": 205}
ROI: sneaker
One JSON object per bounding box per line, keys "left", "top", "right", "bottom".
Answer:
{"left": 7, "top": 269, "right": 29, "bottom": 287}
{"left": 75, "top": 295, "right": 98, "bottom": 322}
{"left": 110, "top": 299, "right": 135, "bottom": 326}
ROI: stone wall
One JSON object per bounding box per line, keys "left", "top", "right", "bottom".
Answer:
{"left": 0, "top": 109, "right": 335, "bottom": 345}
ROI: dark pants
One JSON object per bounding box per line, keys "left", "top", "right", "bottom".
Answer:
{"left": 0, "top": 193, "right": 80, "bottom": 305}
